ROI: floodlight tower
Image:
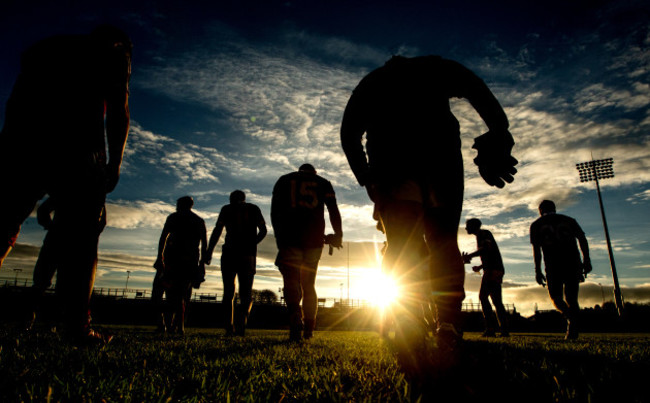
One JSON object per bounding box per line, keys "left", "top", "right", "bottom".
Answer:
{"left": 576, "top": 157, "right": 624, "bottom": 315}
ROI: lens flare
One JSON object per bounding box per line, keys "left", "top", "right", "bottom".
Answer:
{"left": 363, "top": 270, "right": 400, "bottom": 309}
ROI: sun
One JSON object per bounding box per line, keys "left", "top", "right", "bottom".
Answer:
{"left": 360, "top": 269, "right": 400, "bottom": 309}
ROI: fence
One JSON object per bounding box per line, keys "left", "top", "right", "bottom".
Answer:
{"left": 2, "top": 279, "right": 518, "bottom": 313}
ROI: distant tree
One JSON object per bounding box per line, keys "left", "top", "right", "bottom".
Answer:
{"left": 255, "top": 289, "right": 278, "bottom": 305}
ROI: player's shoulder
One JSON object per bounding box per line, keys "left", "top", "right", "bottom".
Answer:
{"left": 189, "top": 210, "right": 205, "bottom": 223}
{"left": 530, "top": 216, "right": 544, "bottom": 229}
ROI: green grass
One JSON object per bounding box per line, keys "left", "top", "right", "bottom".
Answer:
{"left": 1, "top": 325, "right": 649, "bottom": 402}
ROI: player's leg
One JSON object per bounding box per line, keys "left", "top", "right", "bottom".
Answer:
{"left": 378, "top": 200, "right": 429, "bottom": 374}
{"left": 564, "top": 273, "right": 581, "bottom": 339}
{"left": 478, "top": 277, "right": 497, "bottom": 336}
{"left": 489, "top": 281, "right": 509, "bottom": 336}
{"left": 424, "top": 205, "right": 465, "bottom": 348}
{"left": 235, "top": 256, "right": 255, "bottom": 336}
{"left": 220, "top": 258, "right": 237, "bottom": 335}
{"left": 151, "top": 270, "right": 167, "bottom": 332}
{"left": 300, "top": 247, "right": 322, "bottom": 339}
{"left": 277, "top": 248, "right": 304, "bottom": 341}
{"left": 546, "top": 271, "right": 570, "bottom": 315}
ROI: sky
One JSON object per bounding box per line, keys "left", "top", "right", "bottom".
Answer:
{"left": 1, "top": 0, "right": 649, "bottom": 316}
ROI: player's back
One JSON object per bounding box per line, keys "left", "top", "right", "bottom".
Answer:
{"left": 272, "top": 171, "right": 333, "bottom": 248}
{"left": 221, "top": 203, "right": 263, "bottom": 255}
{"left": 164, "top": 211, "right": 205, "bottom": 261}
{"left": 352, "top": 56, "right": 464, "bottom": 178}
{"left": 531, "top": 214, "right": 582, "bottom": 267}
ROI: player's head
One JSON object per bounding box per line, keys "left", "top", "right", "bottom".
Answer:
{"left": 465, "top": 218, "right": 482, "bottom": 234}
{"left": 177, "top": 196, "right": 194, "bottom": 211}
{"left": 539, "top": 200, "right": 556, "bottom": 216}
{"left": 299, "top": 163, "right": 316, "bottom": 174}
{"left": 230, "top": 190, "right": 246, "bottom": 204}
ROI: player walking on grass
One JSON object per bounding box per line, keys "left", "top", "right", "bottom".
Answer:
{"left": 204, "top": 190, "right": 267, "bottom": 336}
{"left": 0, "top": 25, "right": 132, "bottom": 345}
{"left": 271, "top": 164, "right": 343, "bottom": 341}
{"left": 530, "top": 200, "right": 591, "bottom": 340}
{"left": 463, "top": 218, "right": 509, "bottom": 337}
{"left": 154, "top": 196, "right": 207, "bottom": 335}
{"left": 341, "top": 55, "right": 518, "bottom": 376}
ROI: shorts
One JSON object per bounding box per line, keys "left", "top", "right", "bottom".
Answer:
{"left": 221, "top": 253, "right": 256, "bottom": 275}
{"left": 275, "top": 247, "right": 323, "bottom": 274}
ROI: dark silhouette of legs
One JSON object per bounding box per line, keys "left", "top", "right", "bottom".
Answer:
{"left": 279, "top": 247, "right": 322, "bottom": 341}
{"left": 377, "top": 200, "right": 430, "bottom": 373}
{"left": 547, "top": 270, "right": 581, "bottom": 339}
{"left": 424, "top": 206, "right": 465, "bottom": 335}
{"left": 151, "top": 270, "right": 166, "bottom": 331}
{"left": 235, "top": 265, "right": 254, "bottom": 336}
{"left": 479, "top": 281, "right": 498, "bottom": 336}
{"left": 222, "top": 269, "right": 237, "bottom": 335}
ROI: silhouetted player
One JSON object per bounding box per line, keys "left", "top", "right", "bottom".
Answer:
{"left": 0, "top": 25, "right": 132, "bottom": 344}
{"left": 463, "top": 218, "right": 509, "bottom": 337}
{"left": 154, "top": 196, "right": 207, "bottom": 335}
{"left": 341, "top": 55, "right": 517, "bottom": 365}
{"left": 530, "top": 200, "right": 591, "bottom": 340}
{"left": 205, "top": 190, "right": 267, "bottom": 336}
{"left": 271, "top": 164, "right": 343, "bottom": 341}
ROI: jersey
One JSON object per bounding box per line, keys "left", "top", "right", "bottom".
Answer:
{"left": 530, "top": 213, "right": 585, "bottom": 271}
{"left": 476, "top": 229, "right": 505, "bottom": 273}
{"left": 216, "top": 203, "right": 265, "bottom": 256}
{"left": 162, "top": 210, "right": 206, "bottom": 266}
{"left": 271, "top": 171, "right": 337, "bottom": 248}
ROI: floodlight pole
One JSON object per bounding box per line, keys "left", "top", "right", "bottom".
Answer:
{"left": 576, "top": 158, "right": 624, "bottom": 316}
{"left": 347, "top": 242, "right": 350, "bottom": 305}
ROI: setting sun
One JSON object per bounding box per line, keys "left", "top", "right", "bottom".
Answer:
{"left": 359, "top": 269, "right": 400, "bottom": 308}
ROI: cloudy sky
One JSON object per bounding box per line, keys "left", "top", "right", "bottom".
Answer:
{"left": 1, "top": 0, "right": 649, "bottom": 316}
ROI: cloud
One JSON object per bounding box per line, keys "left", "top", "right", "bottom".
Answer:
{"left": 124, "top": 124, "right": 240, "bottom": 187}
{"left": 627, "top": 189, "right": 650, "bottom": 204}
{"left": 105, "top": 199, "right": 218, "bottom": 230}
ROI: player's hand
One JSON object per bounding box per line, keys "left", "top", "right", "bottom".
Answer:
{"left": 535, "top": 269, "right": 546, "bottom": 287}
{"left": 325, "top": 233, "right": 343, "bottom": 249}
{"left": 472, "top": 265, "right": 481, "bottom": 273}
{"left": 583, "top": 258, "right": 592, "bottom": 275}
{"left": 462, "top": 252, "right": 472, "bottom": 264}
{"left": 37, "top": 203, "right": 53, "bottom": 230}
{"left": 473, "top": 130, "right": 518, "bottom": 188}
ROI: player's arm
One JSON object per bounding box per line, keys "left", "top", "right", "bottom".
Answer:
{"left": 576, "top": 225, "right": 591, "bottom": 274}
{"left": 105, "top": 45, "right": 132, "bottom": 193}
{"left": 154, "top": 220, "right": 170, "bottom": 270}
{"left": 341, "top": 91, "right": 373, "bottom": 193}
{"left": 270, "top": 180, "right": 286, "bottom": 246}
{"left": 199, "top": 220, "right": 208, "bottom": 266}
{"left": 205, "top": 216, "right": 225, "bottom": 265}
{"left": 443, "top": 59, "right": 517, "bottom": 188}
{"left": 256, "top": 208, "right": 268, "bottom": 244}
{"left": 325, "top": 194, "right": 343, "bottom": 249}
{"left": 532, "top": 244, "right": 546, "bottom": 286}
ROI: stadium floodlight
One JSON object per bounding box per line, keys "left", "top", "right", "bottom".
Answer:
{"left": 576, "top": 157, "right": 624, "bottom": 316}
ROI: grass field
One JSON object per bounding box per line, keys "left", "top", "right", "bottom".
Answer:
{"left": 1, "top": 324, "right": 649, "bottom": 402}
